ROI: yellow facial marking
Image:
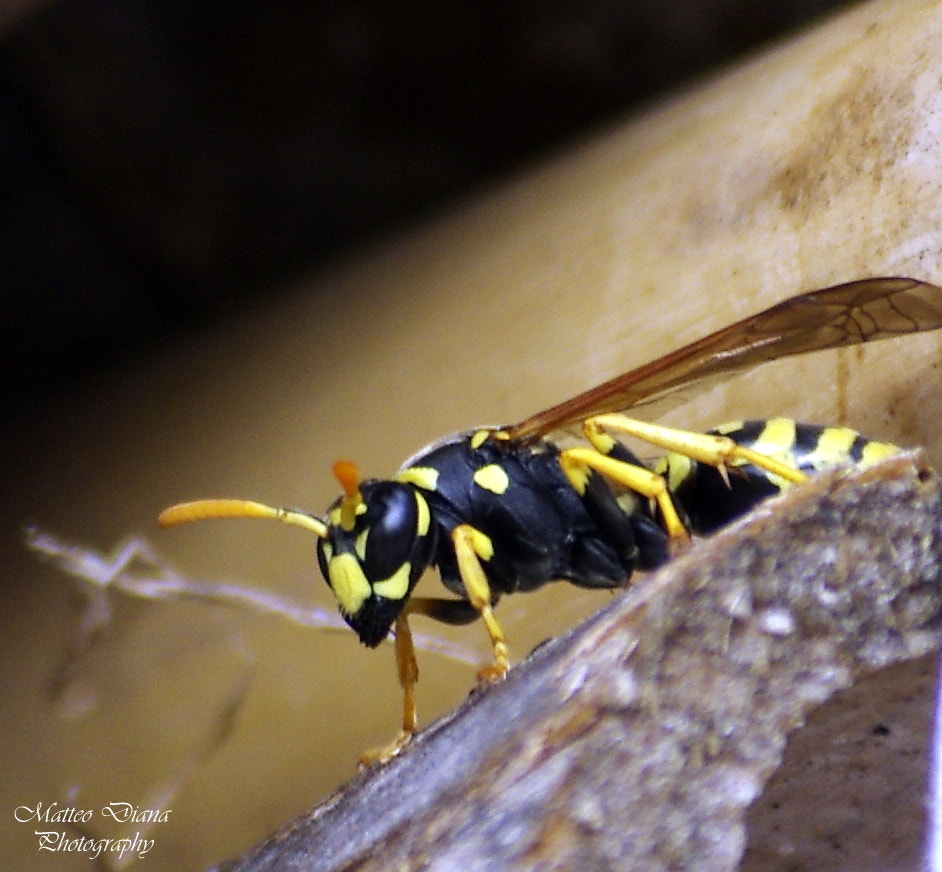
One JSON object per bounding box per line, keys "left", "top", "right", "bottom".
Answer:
{"left": 860, "top": 440, "right": 899, "bottom": 465}
{"left": 328, "top": 553, "right": 372, "bottom": 616}
{"left": 414, "top": 492, "right": 431, "bottom": 536}
{"left": 396, "top": 466, "right": 439, "bottom": 491}
{"left": 372, "top": 562, "right": 412, "bottom": 602}
{"left": 473, "top": 463, "right": 510, "bottom": 495}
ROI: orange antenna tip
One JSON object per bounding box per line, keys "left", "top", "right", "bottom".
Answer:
{"left": 332, "top": 460, "right": 361, "bottom": 498}
{"left": 332, "top": 460, "right": 363, "bottom": 531}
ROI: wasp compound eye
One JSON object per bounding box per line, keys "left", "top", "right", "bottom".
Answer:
{"left": 360, "top": 482, "right": 428, "bottom": 578}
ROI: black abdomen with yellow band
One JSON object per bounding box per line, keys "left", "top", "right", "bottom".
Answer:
{"left": 660, "top": 417, "right": 899, "bottom": 535}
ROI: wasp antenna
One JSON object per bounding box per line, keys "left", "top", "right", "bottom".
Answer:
{"left": 158, "top": 499, "right": 328, "bottom": 538}
{"left": 332, "top": 460, "right": 363, "bottom": 531}
{"left": 332, "top": 460, "right": 361, "bottom": 497}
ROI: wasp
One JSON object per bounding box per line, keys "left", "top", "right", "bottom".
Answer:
{"left": 159, "top": 277, "right": 942, "bottom": 763}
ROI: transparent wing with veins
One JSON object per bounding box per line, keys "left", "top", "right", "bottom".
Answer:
{"left": 507, "top": 277, "right": 942, "bottom": 441}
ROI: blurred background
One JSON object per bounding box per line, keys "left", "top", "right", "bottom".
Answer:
{"left": 0, "top": 0, "right": 854, "bottom": 420}
{"left": 1, "top": 2, "right": 891, "bottom": 871}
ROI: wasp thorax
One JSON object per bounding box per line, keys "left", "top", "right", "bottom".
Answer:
{"left": 316, "top": 480, "right": 436, "bottom": 647}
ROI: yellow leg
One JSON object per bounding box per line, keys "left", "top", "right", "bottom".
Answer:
{"left": 452, "top": 524, "right": 510, "bottom": 683}
{"left": 394, "top": 613, "right": 419, "bottom": 735}
{"left": 560, "top": 445, "right": 689, "bottom": 543}
{"left": 358, "top": 612, "right": 418, "bottom": 768}
{"left": 584, "top": 414, "right": 810, "bottom": 485}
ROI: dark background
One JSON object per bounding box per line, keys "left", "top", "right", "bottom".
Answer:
{"left": 1, "top": 0, "right": 853, "bottom": 421}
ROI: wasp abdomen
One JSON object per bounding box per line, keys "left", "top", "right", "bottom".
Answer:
{"left": 662, "top": 417, "right": 899, "bottom": 535}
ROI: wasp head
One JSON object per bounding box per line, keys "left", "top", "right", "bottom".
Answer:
{"left": 316, "top": 462, "right": 436, "bottom": 647}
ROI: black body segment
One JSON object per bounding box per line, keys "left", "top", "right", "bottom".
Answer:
{"left": 396, "top": 430, "right": 670, "bottom": 600}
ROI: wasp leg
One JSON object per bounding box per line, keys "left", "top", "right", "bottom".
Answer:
{"left": 358, "top": 594, "right": 492, "bottom": 768}
{"left": 451, "top": 524, "right": 510, "bottom": 684}
{"left": 358, "top": 612, "right": 419, "bottom": 768}
{"left": 560, "top": 446, "right": 690, "bottom": 546}
{"left": 584, "top": 414, "right": 810, "bottom": 487}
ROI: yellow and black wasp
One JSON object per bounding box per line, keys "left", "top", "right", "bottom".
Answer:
{"left": 160, "top": 277, "right": 942, "bottom": 762}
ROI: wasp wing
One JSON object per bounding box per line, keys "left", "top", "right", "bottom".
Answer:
{"left": 508, "top": 277, "right": 942, "bottom": 441}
